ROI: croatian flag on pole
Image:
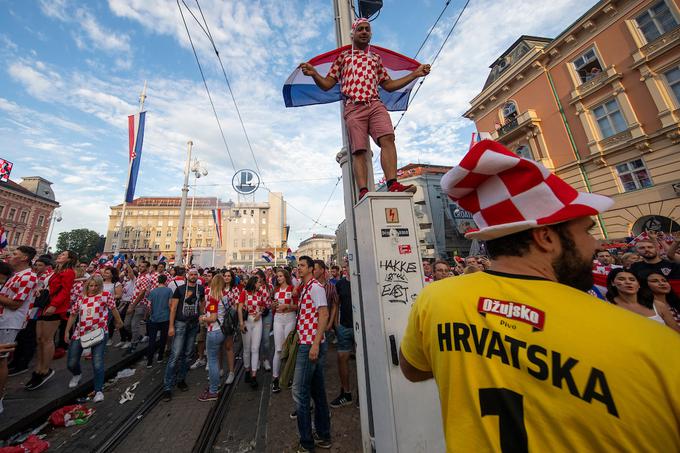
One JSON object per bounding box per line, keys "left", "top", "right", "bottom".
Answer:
{"left": 211, "top": 209, "right": 223, "bottom": 246}
{"left": 125, "top": 111, "right": 146, "bottom": 203}
{"left": 0, "top": 226, "right": 7, "bottom": 251}
{"left": 282, "top": 45, "right": 421, "bottom": 112}
{"left": 262, "top": 251, "right": 275, "bottom": 263}
{"left": 285, "top": 248, "right": 295, "bottom": 262}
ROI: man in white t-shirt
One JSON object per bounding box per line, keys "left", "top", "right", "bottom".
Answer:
{"left": 292, "top": 255, "right": 331, "bottom": 451}
{"left": 0, "top": 246, "right": 38, "bottom": 414}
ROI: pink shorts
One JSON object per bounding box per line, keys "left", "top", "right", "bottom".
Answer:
{"left": 344, "top": 101, "right": 394, "bottom": 154}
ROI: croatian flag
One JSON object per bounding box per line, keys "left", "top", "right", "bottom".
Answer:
{"left": 469, "top": 131, "right": 493, "bottom": 148}
{"left": 126, "top": 111, "right": 147, "bottom": 203}
{"left": 211, "top": 209, "right": 223, "bottom": 246}
{"left": 286, "top": 248, "right": 295, "bottom": 262}
{"left": 0, "top": 226, "right": 7, "bottom": 250}
{"left": 158, "top": 252, "right": 167, "bottom": 263}
{"left": 262, "top": 251, "right": 275, "bottom": 263}
{"left": 283, "top": 45, "right": 421, "bottom": 112}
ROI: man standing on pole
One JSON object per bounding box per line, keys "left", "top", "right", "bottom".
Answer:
{"left": 299, "top": 18, "right": 430, "bottom": 199}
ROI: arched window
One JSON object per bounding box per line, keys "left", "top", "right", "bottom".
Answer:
{"left": 502, "top": 101, "right": 518, "bottom": 122}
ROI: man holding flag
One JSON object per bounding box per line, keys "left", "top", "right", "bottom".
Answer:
{"left": 298, "top": 18, "right": 430, "bottom": 200}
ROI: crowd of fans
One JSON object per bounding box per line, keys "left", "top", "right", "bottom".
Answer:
{"left": 0, "top": 247, "right": 354, "bottom": 452}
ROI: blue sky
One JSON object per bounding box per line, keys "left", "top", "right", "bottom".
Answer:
{"left": 0, "top": 0, "right": 597, "bottom": 249}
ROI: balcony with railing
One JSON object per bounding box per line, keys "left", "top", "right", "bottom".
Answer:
{"left": 492, "top": 109, "right": 541, "bottom": 142}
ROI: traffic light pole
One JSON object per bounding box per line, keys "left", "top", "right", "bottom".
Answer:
{"left": 333, "top": 1, "right": 445, "bottom": 451}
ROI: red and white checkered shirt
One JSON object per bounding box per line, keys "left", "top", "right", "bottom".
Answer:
{"left": 132, "top": 272, "right": 155, "bottom": 309}
{"left": 257, "top": 286, "right": 271, "bottom": 309}
{"left": 274, "top": 285, "right": 296, "bottom": 316}
{"left": 225, "top": 286, "right": 241, "bottom": 308}
{"left": 71, "top": 291, "right": 116, "bottom": 339}
{"left": 70, "top": 279, "right": 85, "bottom": 309}
{"left": 205, "top": 288, "right": 228, "bottom": 333}
{"left": 296, "top": 278, "right": 327, "bottom": 345}
{"left": 328, "top": 48, "right": 389, "bottom": 104}
{"left": 0, "top": 267, "right": 37, "bottom": 329}
{"left": 239, "top": 290, "right": 261, "bottom": 318}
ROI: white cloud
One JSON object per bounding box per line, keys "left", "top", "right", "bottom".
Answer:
{"left": 76, "top": 8, "right": 131, "bottom": 52}
{"left": 7, "top": 61, "right": 62, "bottom": 99}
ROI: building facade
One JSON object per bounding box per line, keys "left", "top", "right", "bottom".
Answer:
{"left": 103, "top": 191, "right": 288, "bottom": 267}
{"left": 464, "top": 0, "right": 680, "bottom": 238}
{"left": 382, "top": 164, "right": 473, "bottom": 259}
{"left": 0, "top": 176, "right": 59, "bottom": 252}
{"left": 296, "top": 234, "right": 336, "bottom": 264}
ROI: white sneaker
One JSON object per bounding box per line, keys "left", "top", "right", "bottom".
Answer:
{"left": 190, "top": 358, "right": 206, "bottom": 370}
{"left": 0, "top": 396, "right": 4, "bottom": 415}
{"left": 226, "top": 372, "right": 235, "bottom": 385}
{"left": 120, "top": 342, "right": 131, "bottom": 349}
{"left": 106, "top": 339, "right": 113, "bottom": 346}
{"left": 93, "top": 391, "right": 104, "bottom": 403}
{"left": 140, "top": 336, "right": 149, "bottom": 343}
{"left": 220, "top": 369, "right": 224, "bottom": 378}
{"left": 69, "top": 374, "right": 82, "bottom": 388}
{"left": 114, "top": 341, "right": 125, "bottom": 348}
{"left": 263, "top": 360, "right": 271, "bottom": 371}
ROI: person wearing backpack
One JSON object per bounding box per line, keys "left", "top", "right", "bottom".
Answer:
{"left": 162, "top": 268, "right": 204, "bottom": 402}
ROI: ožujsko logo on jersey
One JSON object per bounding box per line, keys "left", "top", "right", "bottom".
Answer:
{"left": 477, "top": 297, "right": 545, "bottom": 331}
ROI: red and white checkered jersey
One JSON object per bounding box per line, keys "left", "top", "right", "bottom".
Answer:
{"left": 29, "top": 269, "right": 53, "bottom": 319}
{"left": 424, "top": 275, "right": 434, "bottom": 285}
{"left": 274, "top": 285, "right": 296, "bottom": 316}
{"left": 225, "top": 285, "right": 241, "bottom": 308}
{"left": 132, "top": 272, "right": 155, "bottom": 309}
{"left": 70, "top": 279, "right": 85, "bottom": 309}
{"left": 205, "top": 288, "right": 228, "bottom": 333}
{"left": 328, "top": 49, "right": 389, "bottom": 104}
{"left": 239, "top": 290, "right": 261, "bottom": 318}
{"left": 0, "top": 267, "right": 37, "bottom": 329}
{"left": 296, "top": 278, "right": 327, "bottom": 345}
{"left": 71, "top": 291, "right": 116, "bottom": 339}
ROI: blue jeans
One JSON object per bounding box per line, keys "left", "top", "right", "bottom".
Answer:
{"left": 206, "top": 329, "right": 225, "bottom": 393}
{"left": 292, "top": 342, "right": 331, "bottom": 449}
{"left": 67, "top": 335, "right": 108, "bottom": 392}
{"left": 147, "top": 320, "right": 169, "bottom": 362}
{"left": 259, "top": 311, "right": 273, "bottom": 364}
{"left": 163, "top": 320, "right": 199, "bottom": 391}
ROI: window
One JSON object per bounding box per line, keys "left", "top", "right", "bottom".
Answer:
{"left": 124, "top": 230, "right": 130, "bottom": 238}
{"left": 143, "top": 240, "right": 149, "bottom": 248}
{"left": 234, "top": 240, "right": 238, "bottom": 248}
{"left": 153, "top": 243, "right": 160, "bottom": 250}
{"left": 168, "top": 220, "right": 174, "bottom": 226}
{"left": 196, "top": 239, "right": 202, "bottom": 247}
{"left": 572, "top": 48, "right": 604, "bottom": 83}
{"left": 122, "top": 240, "right": 128, "bottom": 248}
{"left": 134, "top": 231, "right": 141, "bottom": 238}
{"left": 206, "top": 239, "right": 212, "bottom": 247}
{"left": 593, "top": 99, "right": 627, "bottom": 138}
{"left": 262, "top": 218, "right": 266, "bottom": 224}
{"left": 145, "top": 231, "right": 151, "bottom": 238}
{"left": 250, "top": 217, "right": 255, "bottom": 224}
{"left": 241, "top": 239, "right": 246, "bottom": 247}
{"left": 165, "top": 243, "right": 171, "bottom": 250}
{"left": 0, "top": 206, "right": 4, "bottom": 217}
{"left": 502, "top": 101, "right": 518, "bottom": 122}
{"left": 13, "top": 231, "right": 21, "bottom": 245}
{"left": 515, "top": 145, "right": 533, "bottom": 160}
{"left": 114, "top": 231, "right": 119, "bottom": 238}
{"left": 32, "top": 234, "right": 39, "bottom": 246}
{"left": 665, "top": 66, "right": 680, "bottom": 104}
{"left": 112, "top": 244, "right": 117, "bottom": 251}
{"left": 635, "top": 0, "right": 678, "bottom": 43}
{"left": 166, "top": 230, "right": 172, "bottom": 237}
{"left": 249, "top": 239, "right": 254, "bottom": 247}
{"left": 8, "top": 208, "right": 16, "bottom": 220}
{"left": 233, "top": 253, "right": 238, "bottom": 260}
{"left": 158, "top": 220, "right": 163, "bottom": 226}
{"left": 37, "top": 215, "right": 45, "bottom": 227}
{"left": 616, "top": 159, "right": 653, "bottom": 191}
{"left": 156, "top": 231, "right": 162, "bottom": 237}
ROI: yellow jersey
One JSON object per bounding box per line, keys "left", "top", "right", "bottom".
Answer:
{"left": 401, "top": 270, "right": 680, "bottom": 452}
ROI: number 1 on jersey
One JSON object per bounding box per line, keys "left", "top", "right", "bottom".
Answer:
{"left": 479, "top": 388, "right": 528, "bottom": 453}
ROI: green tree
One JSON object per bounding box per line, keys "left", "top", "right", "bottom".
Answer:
{"left": 56, "top": 229, "right": 105, "bottom": 261}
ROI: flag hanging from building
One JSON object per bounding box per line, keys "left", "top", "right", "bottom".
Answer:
{"left": 211, "top": 209, "right": 223, "bottom": 246}
{"left": 125, "top": 111, "right": 147, "bottom": 203}
{"left": 262, "top": 251, "right": 275, "bottom": 263}
{"left": 285, "top": 248, "right": 295, "bottom": 262}
{"left": 283, "top": 45, "right": 421, "bottom": 112}
{"left": 469, "top": 131, "right": 492, "bottom": 148}
{"left": 157, "top": 252, "right": 167, "bottom": 263}
{"left": 0, "top": 225, "right": 7, "bottom": 250}
{"left": 0, "top": 159, "right": 13, "bottom": 183}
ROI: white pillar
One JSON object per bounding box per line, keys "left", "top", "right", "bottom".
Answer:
{"left": 175, "top": 141, "right": 193, "bottom": 266}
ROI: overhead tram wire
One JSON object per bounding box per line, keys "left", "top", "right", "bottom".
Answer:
{"left": 191, "top": 0, "right": 265, "bottom": 184}
{"left": 393, "top": 0, "right": 471, "bottom": 131}
{"left": 176, "top": 0, "right": 236, "bottom": 171}
{"left": 312, "top": 177, "right": 341, "bottom": 230}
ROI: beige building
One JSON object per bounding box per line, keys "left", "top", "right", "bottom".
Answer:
{"left": 103, "top": 191, "right": 288, "bottom": 267}
{"left": 464, "top": 0, "right": 680, "bottom": 238}
{"left": 296, "top": 234, "right": 336, "bottom": 264}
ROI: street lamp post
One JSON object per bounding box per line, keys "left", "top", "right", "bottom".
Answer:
{"left": 45, "top": 209, "right": 62, "bottom": 253}
{"left": 185, "top": 158, "right": 208, "bottom": 265}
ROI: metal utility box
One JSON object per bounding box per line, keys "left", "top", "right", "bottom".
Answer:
{"left": 354, "top": 193, "right": 445, "bottom": 452}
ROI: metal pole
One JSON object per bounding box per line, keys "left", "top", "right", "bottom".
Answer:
{"left": 114, "top": 81, "right": 147, "bottom": 256}
{"left": 212, "top": 197, "right": 217, "bottom": 267}
{"left": 186, "top": 175, "right": 197, "bottom": 265}
{"left": 175, "top": 140, "right": 193, "bottom": 266}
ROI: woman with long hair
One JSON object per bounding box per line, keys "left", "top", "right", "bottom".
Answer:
{"left": 198, "top": 274, "right": 228, "bottom": 401}
{"left": 27, "top": 250, "right": 77, "bottom": 391}
{"left": 102, "top": 267, "right": 123, "bottom": 345}
{"left": 222, "top": 270, "right": 240, "bottom": 385}
{"left": 271, "top": 268, "right": 297, "bottom": 393}
{"left": 65, "top": 275, "right": 123, "bottom": 402}
{"left": 255, "top": 269, "right": 273, "bottom": 372}
{"left": 606, "top": 269, "right": 675, "bottom": 329}
{"left": 115, "top": 264, "right": 136, "bottom": 348}
{"left": 639, "top": 272, "right": 680, "bottom": 334}
{"left": 238, "top": 276, "right": 263, "bottom": 389}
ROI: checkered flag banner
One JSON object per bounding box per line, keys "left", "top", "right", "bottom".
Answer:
{"left": 441, "top": 140, "right": 613, "bottom": 240}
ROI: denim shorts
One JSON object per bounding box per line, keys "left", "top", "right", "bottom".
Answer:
{"left": 335, "top": 323, "right": 354, "bottom": 353}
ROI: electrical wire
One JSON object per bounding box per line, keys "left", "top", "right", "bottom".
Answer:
{"left": 393, "top": 0, "right": 471, "bottom": 131}
{"left": 413, "top": 0, "right": 452, "bottom": 60}
{"left": 192, "top": 0, "right": 265, "bottom": 184}
{"left": 176, "top": 0, "right": 236, "bottom": 171}
{"left": 312, "top": 177, "right": 341, "bottom": 228}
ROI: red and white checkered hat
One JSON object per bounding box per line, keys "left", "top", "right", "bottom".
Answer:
{"left": 441, "top": 140, "right": 613, "bottom": 240}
